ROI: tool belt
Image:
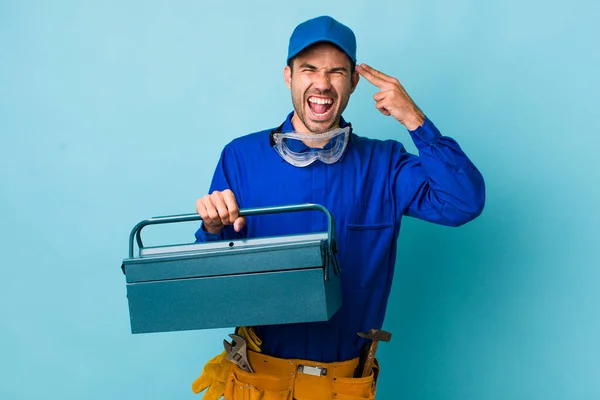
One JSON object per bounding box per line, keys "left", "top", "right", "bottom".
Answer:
{"left": 193, "top": 349, "right": 379, "bottom": 400}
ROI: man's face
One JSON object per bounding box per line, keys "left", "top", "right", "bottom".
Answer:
{"left": 284, "top": 42, "right": 359, "bottom": 133}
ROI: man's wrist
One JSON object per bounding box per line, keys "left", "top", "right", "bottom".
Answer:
{"left": 402, "top": 111, "right": 425, "bottom": 131}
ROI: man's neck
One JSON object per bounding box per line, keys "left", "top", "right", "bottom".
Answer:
{"left": 290, "top": 115, "right": 340, "bottom": 148}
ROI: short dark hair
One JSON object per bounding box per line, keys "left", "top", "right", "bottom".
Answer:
{"left": 287, "top": 43, "right": 356, "bottom": 75}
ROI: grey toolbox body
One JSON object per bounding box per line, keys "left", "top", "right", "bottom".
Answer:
{"left": 121, "top": 204, "right": 342, "bottom": 334}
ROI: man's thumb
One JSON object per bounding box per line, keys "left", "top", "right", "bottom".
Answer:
{"left": 233, "top": 217, "right": 246, "bottom": 232}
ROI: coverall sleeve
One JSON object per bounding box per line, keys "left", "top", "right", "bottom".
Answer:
{"left": 393, "top": 117, "right": 486, "bottom": 227}
{"left": 194, "top": 146, "right": 248, "bottom": 242}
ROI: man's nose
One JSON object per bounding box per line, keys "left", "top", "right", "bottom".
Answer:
{"left": 312, "top": 71, "right": 332, "bottom": 90}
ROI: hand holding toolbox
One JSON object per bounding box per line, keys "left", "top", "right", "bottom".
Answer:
{"left": 121, "top": 204, "right": 342, "bottom": 334}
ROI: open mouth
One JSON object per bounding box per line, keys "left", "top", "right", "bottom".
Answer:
{"left": 308, "top": 96, "right": 334, "bottom": 118}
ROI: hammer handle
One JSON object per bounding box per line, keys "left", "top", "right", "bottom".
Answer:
{"left": 361, "top": 341, "right": 379, "bottom": 377}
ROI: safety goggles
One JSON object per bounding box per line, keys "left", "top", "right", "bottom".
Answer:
{"left": 270, "top": 126, "right": 351, "bottom": 167}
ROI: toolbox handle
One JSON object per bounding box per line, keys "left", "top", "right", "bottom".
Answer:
{"left": 128, "top": 203, "right": 338, "bottom": 260}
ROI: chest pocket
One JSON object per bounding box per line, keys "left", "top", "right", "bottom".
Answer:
{"left": 339, "top": 204, "right": 395, "bottom": 291}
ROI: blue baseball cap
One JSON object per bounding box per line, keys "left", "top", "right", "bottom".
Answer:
{"left": 287, "top": 16, "right": 357, "bottom": 64}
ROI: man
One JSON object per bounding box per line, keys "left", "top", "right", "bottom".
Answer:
{"left": 192, "top": 15, "right": 485, "bottom": 399}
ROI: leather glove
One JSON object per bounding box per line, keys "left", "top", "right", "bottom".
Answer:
{"left": 192, "top": 350, "right": 231, "bottom": 399}
{"left": 237, "top": 326, "right": 262, "bottom": 352}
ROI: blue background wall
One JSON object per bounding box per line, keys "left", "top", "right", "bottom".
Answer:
{"left": 1, "top": 0, "right": 599, "bottom": 399}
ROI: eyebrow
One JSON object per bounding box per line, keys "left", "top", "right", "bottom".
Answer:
{"left": 329, "top": 67, "right": 348, "bottom": 73}
{"left": 298, "top": 63, "right": 317, "bottom": 70}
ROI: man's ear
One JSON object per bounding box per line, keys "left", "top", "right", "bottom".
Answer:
{"left": 350, "top": 70, "right": 360, "bottom": 94}
{"left": 284, "top": 65, "right": 292, "bottom": 90}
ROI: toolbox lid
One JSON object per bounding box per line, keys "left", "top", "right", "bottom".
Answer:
{"left": 123, "top": 232, "right": 329, "bottom": 283}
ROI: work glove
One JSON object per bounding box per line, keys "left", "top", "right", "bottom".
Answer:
{"left": 237, "top": 326, "right": 262, "bottom": 352}
{"left": 192, "top": 350, "right": 231, "bottom": 399}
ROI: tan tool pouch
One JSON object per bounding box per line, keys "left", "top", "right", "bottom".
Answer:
{"left": 223, "top": 350, "right": 378, "bottom": 400}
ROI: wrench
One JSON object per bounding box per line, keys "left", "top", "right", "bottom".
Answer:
{"left": 223, "top": 334, "right": 254, "bottom": 373}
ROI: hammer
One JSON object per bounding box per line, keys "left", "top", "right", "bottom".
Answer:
{"left": 357, "top": 328, "right": 392, "bottom": 377}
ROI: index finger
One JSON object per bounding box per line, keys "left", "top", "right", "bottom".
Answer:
{"left": 357, "top": 64, "right": 396, "bottom": 88}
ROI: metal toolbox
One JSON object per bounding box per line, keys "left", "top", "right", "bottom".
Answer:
{"left": 121, "top": 204, "right": 341, "bottom": 334}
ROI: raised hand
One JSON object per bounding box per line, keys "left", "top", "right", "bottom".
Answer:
{"left": 356, "top": 63, "right": 425, "bottom": 131}
{"left": 196, "top": 189, "right": 246, "bottom": 234}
